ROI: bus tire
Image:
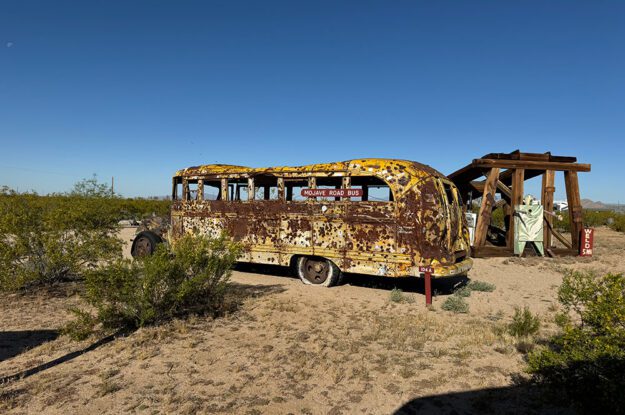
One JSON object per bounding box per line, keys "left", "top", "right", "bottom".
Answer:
{"left": 131, "top": 231, "right": 162, "bottom": 258}
{"left": 296, "top": 256, "right": 341, "bottom": 287}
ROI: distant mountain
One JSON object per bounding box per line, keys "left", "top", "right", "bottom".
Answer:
{"left": 581, "top": 199, "right": 609, "bottom": 209}
{"left": 581, "top": 199, "right": 625, "bottom": 212}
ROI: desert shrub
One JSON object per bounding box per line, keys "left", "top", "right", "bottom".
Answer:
{"left": 389, "top": 288, "right": 404, "bottom": 303}
{"left": 508, "top": 306, "right": 540, "bottom": 337}
{"left": 0, "top": 186, "right": 122, "bottom": 290}
{"left": 490, "top": 207, "right": 505, "bottom": 229}
{"left": 555, "top": 209, "right": 625, "bottom": 234}
{"left": 441, "top": 295, "right": 469, "bottom": 313}
{"left": 70, "top": 174, "right": 171, "bottom": 220}
{"left": 611, "top": 214, "right": 625, "bottom": 233}
{"left": 527, "top": 271, "right": 625, "bottom": 414}
{"left": 0, "top": 177, "right": 172, "bottom": 291}
{"left": 389, "top": 288, "right": 416, "bottom": 304}
{"left": 65, "top": 233, "right": 241, "bottom": 338}
{"left": 454, "top": 286, "right": 472, "bottom": 297}
{"left": 467, "top": 280, "right": 496, "bottom": 292}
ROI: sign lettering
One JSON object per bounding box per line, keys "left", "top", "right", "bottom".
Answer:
{"left": 301, "top": 188, "right": 363, "bottom": 198}
{"left": 579, "top": 228, "right": 594, "bottom": 257}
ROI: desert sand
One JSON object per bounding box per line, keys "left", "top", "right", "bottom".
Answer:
{"left": 1, "top": 227, "right": 623, "bottom": 414}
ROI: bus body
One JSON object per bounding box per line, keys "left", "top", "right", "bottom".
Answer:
{"left": 167, "top": 159, "right": 472, "bottom": 284}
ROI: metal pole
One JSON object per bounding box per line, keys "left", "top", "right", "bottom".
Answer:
{"left": 419, "top": 266, "right": 434, "bottom": 307}
{"left": 425, "top": 271, "right": 432, "bottom": 306}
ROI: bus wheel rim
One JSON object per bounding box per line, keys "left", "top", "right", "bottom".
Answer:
{"left": 303, "top": 258, "right": 329, "bottom": 284}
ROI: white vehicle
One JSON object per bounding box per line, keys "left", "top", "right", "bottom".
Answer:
{"left": 554, "top": 201, "right": 569, "bottom": 212}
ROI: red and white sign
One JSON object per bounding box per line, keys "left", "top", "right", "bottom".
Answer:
{"left": 579, "top": 228, "right": 594, "bottom": 257}
{"left": 418, "top": 266, "right": 434, "bottom": 274}
{"left": 301, "top": 188, "right": 363, "bottom": 198}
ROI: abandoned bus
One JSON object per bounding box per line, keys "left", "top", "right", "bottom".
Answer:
{"left": 132, "top": 159, "right": 473, "bottom": 286}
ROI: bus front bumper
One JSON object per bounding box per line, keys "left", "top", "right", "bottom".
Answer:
{"left": 412, "top": 257, "right": 473, "bottom": 278}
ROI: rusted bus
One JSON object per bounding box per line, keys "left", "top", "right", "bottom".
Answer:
{"left": 163, "top": 159, "right": 472, "bottom": 286}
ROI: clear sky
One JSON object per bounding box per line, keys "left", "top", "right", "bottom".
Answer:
{"left": 1, "top": 1, "right": 623, "bottom": 202}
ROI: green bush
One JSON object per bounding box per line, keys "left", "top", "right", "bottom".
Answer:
{"left": 389, "top": 288, "right": 404, "bottom": 303}
{"left": 508, "top": 306, "right": 540, "bottom": 337}
{"left": 454, "top": 286, "right": 472, "bottom": 297}
{"left": 0, "top": 188, "right": 122, "bottom": 290}
{"left": 65, "top": 233, "right": 241, "bottom": 338}
{"left": 527, "top": 271, "right": 625, "bottom": 413}
{"left": 441, "top": 295, "right": 469, "bottom": 313}
{"left": 555, "top": 209, "right": 625, "bottom": 234}
{"left": 0, "top": 178, "right": 171, "bottom": 291}
{"left": 467, "top": 280, "right": 496, "bottom": 292}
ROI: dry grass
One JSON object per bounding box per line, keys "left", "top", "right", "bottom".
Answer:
{"left": 7, "top": 227, "right": 624, "bottom": 413}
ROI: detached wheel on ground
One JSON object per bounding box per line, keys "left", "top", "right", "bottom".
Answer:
{"left": 295, "top": 256, "right": 341, "bottom": 287}
{"left": 131, "top": 231, "right": 162, "bottom": 257}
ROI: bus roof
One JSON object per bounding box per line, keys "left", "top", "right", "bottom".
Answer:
{"left": 175, "top": 158, "right": 444, "bottom": 180}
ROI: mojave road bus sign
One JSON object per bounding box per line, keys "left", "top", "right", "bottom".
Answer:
{"left": 301, "top": 188, "right": 363, "bottom": 198}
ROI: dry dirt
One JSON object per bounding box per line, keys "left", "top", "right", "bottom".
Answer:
{"left": 1, "top": 227, "right": 623, "bottom": 414}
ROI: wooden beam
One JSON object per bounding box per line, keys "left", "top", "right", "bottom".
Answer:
{"left": 545, "top": 218, "right": 573, "bottom": 249}
{"left": 480, "top": 151, "right": 577, "bottom": 163}
{"left": 507, "top": 169, "right": 525, "bottom": 249}
{"left": 473, "top": 159, "right": 591, "bottom": 172}
{"left": 473, "top": 168, "right": 500, "bottom": 249}
{"left": 565, "top": 171, "right": 583, "bottom": 252}
{"left": 499, "top": 168, "right": 544, "bottom": 186}
{"left": 496, "top": 180, "right": 512, "bottom": 199}
{"left": 541, "top": 170, "right": 555, "bottom": 248}
{"left": 468, "top": 179, "right": 511, "bottom": 199}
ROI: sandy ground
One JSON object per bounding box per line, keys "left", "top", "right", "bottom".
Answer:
{"left": 1, "top": 227, "right": 623, "bottom": 414}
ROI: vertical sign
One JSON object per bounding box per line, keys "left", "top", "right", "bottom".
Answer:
{"left": 579, "top": 228, "right": 594, "bottom": 257}
{"left": 419, "top": 266, "right": 434, "bottom": 306}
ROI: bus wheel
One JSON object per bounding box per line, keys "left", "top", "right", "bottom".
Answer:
{"left": 296, "top": 256, "right": 341, "bottom": 287}
{"left": 131, "top": 231, "right": 162, "bottom": 258}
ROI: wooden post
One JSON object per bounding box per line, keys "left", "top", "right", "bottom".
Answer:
{"left": 541, "top": 170, "right": 555, "bottom": 249}
{"left": 564, "top": 171, "right": 583, "bottom": 252}
{"left": 507, "top": 169, "right": 525, "bottom": 249}
{"left": 473, "top": 168, "right": 500, "bottom": 252}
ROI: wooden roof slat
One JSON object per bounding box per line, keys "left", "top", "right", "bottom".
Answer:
{"left": 472, "top": 159, "right": 590, "bottom": 172}
{"left": 478, "top": 151, "right": 577, "bottom": 163}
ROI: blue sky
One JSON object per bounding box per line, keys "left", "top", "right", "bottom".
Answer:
{"left": 1, "top": 1, "right": 623, "bottom": 202}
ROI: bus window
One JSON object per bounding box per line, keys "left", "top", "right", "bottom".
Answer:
{"left": 254, "top": 175, "right": 280, "bottom": 200}
{"left": 203, "top": 180, "right": 222, "bottom": 200}
{"left": 350, "top": 176, "right": 393, "bottom": 202}
{"left": 228, "top": 178, "right": 249, "bottom": 201}
{"left": 183, "top": 179, "right": 200, "bottom": 201}
{"left": 173, "top": 178, "right": 182, "bottom": 200}
{"left": 316, "top": 177, "right": 343, "bottom": 201}
{"left": 442, "top": 182, "right": 456, "bottom": 207}
{"left": 189, "top": 181, "right": 200, "bottom": 200}
{"left": 285, "top": 178, "right": 308, "bottom": 201}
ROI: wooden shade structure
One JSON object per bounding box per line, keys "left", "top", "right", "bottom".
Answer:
{"left": 448, "top": 150, "right": 591, "bottom": 257}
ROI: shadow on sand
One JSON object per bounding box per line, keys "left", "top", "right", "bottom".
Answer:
{"left": 0, "top": 330, "right": 60, "bottom": 362}
{"left": 0, "top": 282, "right": 283, "bottom": 384}
{"left": 234, "top": 262, "right": 468, "bottom": 296}
{"left": 393, "top": 383, "right": 573, "bottom": 415}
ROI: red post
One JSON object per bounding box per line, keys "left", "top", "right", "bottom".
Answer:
{"left": 419, "top": 266, "right": 434, "bottom": 306}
